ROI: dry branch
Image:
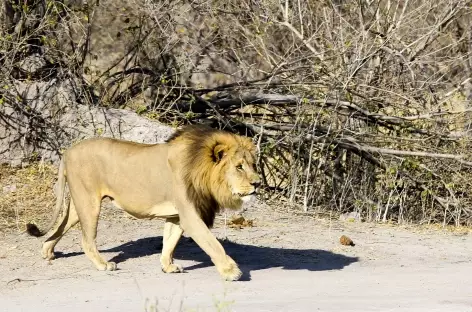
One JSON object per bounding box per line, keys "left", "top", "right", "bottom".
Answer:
{"left": 2, "top": 0, "right": 472, "bottom": 226}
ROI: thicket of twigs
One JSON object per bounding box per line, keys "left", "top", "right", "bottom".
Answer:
{"left": 1, "top": 0, "right": 472, "bottom": 226}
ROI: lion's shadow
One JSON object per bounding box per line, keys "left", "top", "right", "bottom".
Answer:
{"left": 56, "top": 236, "right": 358, "bottom": 281}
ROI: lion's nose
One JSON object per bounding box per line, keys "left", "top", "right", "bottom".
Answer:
{"left": 251, "top": 180, "right": 261, "bottom": 188}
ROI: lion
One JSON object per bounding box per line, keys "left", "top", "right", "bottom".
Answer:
{"left": 26, "top": 124, "right": 261, "bottom": 281}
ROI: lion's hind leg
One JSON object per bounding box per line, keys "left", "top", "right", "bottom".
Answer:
{"left": 160, "top": 217, "right": 184, "bottom": 273}
{"left": 42, "top": 198, "right": 79, "bottom": 260}
{"left": 69, "top": 184, "right": 116, "bottom": 271}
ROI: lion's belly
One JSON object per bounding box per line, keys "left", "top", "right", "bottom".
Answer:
{"left": 112, "top": 200, "right": 179, "bottom": 219}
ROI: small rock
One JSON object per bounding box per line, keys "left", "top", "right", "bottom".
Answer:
{"left": 340, "top": 235, "right": 355, "bottom": 246}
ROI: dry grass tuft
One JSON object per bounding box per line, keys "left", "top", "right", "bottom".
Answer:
{"left": 227, "top": 214, "right": 254, "bottom": 229}
{"left": 0, "top": 162, "right": 57, "bottom": 233}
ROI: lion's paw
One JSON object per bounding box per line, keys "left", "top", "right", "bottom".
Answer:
{"left": 106, "top": 262, "right": 117, "bottom": 271}
{"left": 42, "top": 242, "right": 56, "bottom": 260}
{"left": 218, "top": 257, "right": 242, "bottom": 281}
{"left": 42, "top": 250, "right": 56, "bottom": 260}
{"left": 162, "top": 263, "right": 184, "bottom": 274}
{"left": 222, "top": 265, "right": 242, "bottom": 281}
{"left": 97, "top": 261, "right": 117, "bottom": 271}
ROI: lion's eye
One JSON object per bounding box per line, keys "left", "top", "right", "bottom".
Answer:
{"left": 236, "top": 164, "right": 243, "bottom": 170}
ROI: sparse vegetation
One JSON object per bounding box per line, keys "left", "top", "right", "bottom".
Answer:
{"left": 2, "top": 0, "right": 472, "bottom": 228}
{"left": 143, "top": 288, "right": 235, "bottom": 312}
{"left": 0, "top": 162, "right": 56, "bottom": 232}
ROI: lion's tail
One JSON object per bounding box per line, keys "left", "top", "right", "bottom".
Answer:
{"left": 26, "top": 157, "right": 67, "bottom": 237}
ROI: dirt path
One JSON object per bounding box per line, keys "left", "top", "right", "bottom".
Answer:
{"left": 1, "top": 201, "right": 472, "bottom": 312}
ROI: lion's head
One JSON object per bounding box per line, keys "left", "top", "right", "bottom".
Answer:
{"left": 167, "top": 125, "right": 261, "bottom": 227}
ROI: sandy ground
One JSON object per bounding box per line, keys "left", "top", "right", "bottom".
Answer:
{"left": 1, "top": 200, "right": 472, "bottom": 312}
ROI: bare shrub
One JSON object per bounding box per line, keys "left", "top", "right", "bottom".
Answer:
{"left": 1, "top": 0, "right": 472, "bottom": 226}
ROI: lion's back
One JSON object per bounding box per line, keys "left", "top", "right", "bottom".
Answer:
{"left": 64, "top": 137, "right": 164, "bottom": 173}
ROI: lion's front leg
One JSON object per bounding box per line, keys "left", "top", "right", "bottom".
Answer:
{"left": 160, "top": 217, "right": 184, "bottom": 273}
{"left": 169, "top": 174, "right": 242, "bottom": 281}
{"left": 179, "top": 210, "right": 242, "bottom": 281}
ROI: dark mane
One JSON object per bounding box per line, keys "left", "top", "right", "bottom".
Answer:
{"left": 166, "top": 124, "right": 234, "bottom": 227}
{"left": 165, "top": 124, "right": 218, "bottom": 143}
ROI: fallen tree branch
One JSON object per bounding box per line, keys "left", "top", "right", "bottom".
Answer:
{"left": 246, "top": 122, "right": 472, "bottom": 167}
{"left": 341, "top": 143, "right": 472, "bottom": 167}
{"left": 210, "top": 93, "right": 471, "bottom": 125}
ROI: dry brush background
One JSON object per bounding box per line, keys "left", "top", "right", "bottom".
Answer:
{"left": 1, "top": 0, "right": 472, "bottom": 231}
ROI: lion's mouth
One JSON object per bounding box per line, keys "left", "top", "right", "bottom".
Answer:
{"left": 236, "top": 190, "right": 256, "bottom": 197}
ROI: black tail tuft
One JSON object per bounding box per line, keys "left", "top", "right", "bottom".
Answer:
{"left": 26, "top": 223, "right": 42, "bottom": 237}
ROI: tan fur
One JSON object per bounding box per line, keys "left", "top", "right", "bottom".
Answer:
{"left": 27, "top": 125, "right": 261, "bottom": 281}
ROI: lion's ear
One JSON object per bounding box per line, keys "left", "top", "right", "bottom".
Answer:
{"left": 213, "top": 144, "right": 228, "bottom": 163}
{"left": 240, "top": 137, "right": 256, "bottom": 154}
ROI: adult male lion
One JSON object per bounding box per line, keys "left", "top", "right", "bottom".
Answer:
{"left": 27, "top": 124, "right": 261, "bottom": 281}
